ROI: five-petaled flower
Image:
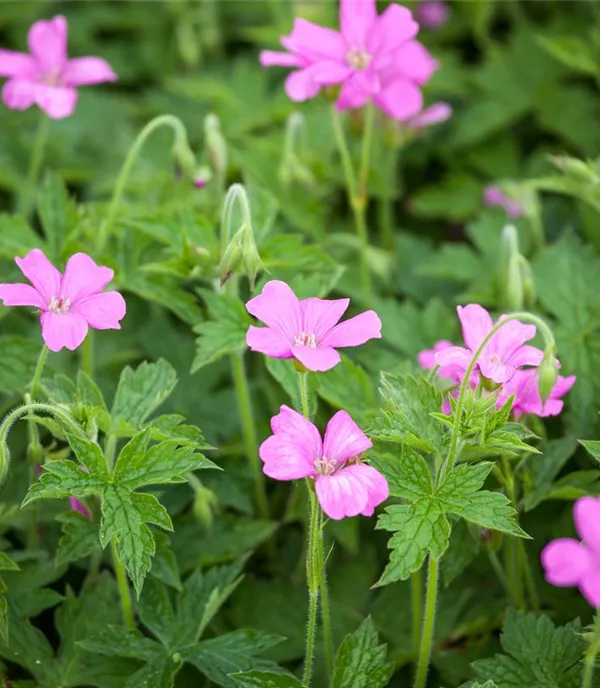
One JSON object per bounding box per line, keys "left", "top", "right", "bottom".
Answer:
{"left": 260, "top": 405, "right": 388, "bottom": 520}
{"left": 0, "top": 249, "right": 126, "bottom": 352}
{"left": 259, "top": 0, "right": 438, "bottom": 121}
{"left": 497, "top": 368, "right": 576, "bottom": 418}
{"left": 246, "top": 280, "right": 382, "bottom": 372}
{"left": 541, "top": 496, "right": 600, "bottom": 607}
{"left": 0, "top": 15, "right": 117, "bottom": 119}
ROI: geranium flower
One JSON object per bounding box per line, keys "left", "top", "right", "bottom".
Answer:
{"left": 497, "top": 368, "right": 576, "bottom": 418}
{"left": 246, "top": 280, "right": 381, "bottom": 372}
{"left": 0, "top": 15, "right": 116, "bottom": 119}
{"left": 418, "top": 339, "right": 463, "bottom": 383}
{"left": 435, "top": 304, "right": 543, "bottom": 384}
{"left": 0, "top": 249, "right": 126, "bottom": 352}
{"left": 484, "top": 185, "right": 524, "bottom": 219}
{"left": 417, "top": 1, "right": 450, "bottom": 29}
{"left": 541, "top": 497, "right": 600, "bottom": 606}
{"left": 259, "top": 405, "right": 388, "bottom": 520}
{"left": 259, "top": 0, "right": 438, "bottom": 120}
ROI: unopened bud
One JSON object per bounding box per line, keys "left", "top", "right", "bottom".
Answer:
{"left": 27, "top": 441, "right": 45, "bottom": 466}
{"left": 293, "top": 358, "right": 309, "bottom": 374}
{"left": 481, "top": 528, "right": 503, "bottom": 552}
{"left": 520, "top": 256, "right": 536, "bottom": 309}
{"left": 550, "top": 155, "right": 597, "bottom": 183}
{"left": 193, "top": 485, "right": 217, "bottom": 528}
{"left": 204, "top": 114, "right": 228, "bottom": 176}
{"left": 537, "top": 348, "right": 559, "bottom": 404}
{"left": 506, "top": 254, "right": 524, "bottom": 311}
{"left": 172, "top": 134, "right": 197, "bottom": 181}
{"left": 218, "top": 231, "right": 244, "bottom": 286}
{"left": 241, "top": 229, "right": 262, "bottom": 291}
{"left": 194, "top": 166, "right": 212, "bottom": 189}
{"left": 278, "top": 112, "right": 315, "bottom": 189}
{"left": 0, "top": 440, "right": 10, "bottom": 487}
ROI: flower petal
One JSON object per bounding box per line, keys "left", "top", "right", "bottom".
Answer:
{"left": 319, "top": 310, "right": 382, "bottom": 348}
{"left": 434, "top": 345, "right": 471, "bottom": 370}
{"left": 0, "top": 283, "right": 45, "bottom": 309}
{"left": 28, "top": 15, "right": 68, "bottom": 73}
{"left": 34, "top": 84, "right": 78, "bottom": 119}
{"left": 490, "top": 318, "right": 537, "bottom": 360}
{"left": 389, "top": 40, "right": 438, "bottom": 84}
{"left": 541, "top": 538, "right": 594, "bottom": 586}
{"left": 41, "top": 311, "right": 88, "bottom": 352}
{"left": 72, "top": 291, "right": 126, "bottom": 330}
{"left": 367, "top": 5, "right": 418, "bottom": 59}
{"left": 373, "top": 77, "right": 423, "bottom": 121}
{"left": 323, "top": 410, "right": 372, "bottom": 465}
{"left": 509, "top": 344, "right": 544, "bottom": 368}
{"left": 356, "top": 464, "right": 389, "bottom": 515}
{"left": 60, "top": 253, "right": 114, "bottom": 303}
{"left": 457, "top": 304, "right": 493, "bottom": 352}
{"left": 316, "top": 467, "right": 369, "bottom": 520}
{"left": 281, "top": 18, "right": 346, "bottom": 63}
{"left": 246, "top": 280, "right": 301, "bottom": 342}
{"left": 0, "top": 50, "right": 37, "bottom": 78}
{"left": 336, "top": 80, "right": 370, "bottom": 110}
{"left": 2, "top": 78, "right": 37, "bottom": 111}
{"left": 340, "top": 0, "right": 377, "bottom": 47}
{"left": 62, "top": 56, "right": 117, "bottom": 86}
{"left": 418, "top": 340, "right": 453, "bottom": 369}
{"left": 574, "top": 496, "right": 600, "bottom": 553}
{"left": 284, "top": 61, "right": 351, "bottom": 101}
{"left": 579, "top": 569, "right": 600, "bottom": 607}
{"left": 292, "top": 345, "right": 341, "bottom": 372}
{"left": 15, "top": 249, "right": 61, "bottom": 304}
{"left": 69, "top": 496, "right": 91, "bottom": 519}
{"left": 270, "top": 405, "right": 322, "bottom": 456}
{"left": 410, "top": 102, "right": 452, "bottom": 129}
{"left": 301, "top": 297, "right": 349, "bottom": 341}
{"left": 259, "top": 50, "right": 302, "bottom": 68}
{"left": 246, "top": 326, "right": 293, "bottom": 358}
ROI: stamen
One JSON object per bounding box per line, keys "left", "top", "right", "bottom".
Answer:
{"left": 346, "top": 47, "right": 372, "bottom": 71}
{"left": 48, "top": 296, "right": 71, "bottom": 314}
{"left": 293, "top": 332, "right": 317, "bottom": 348}
{"left": 314, "top": 456, "right": 336, "bottom": 476}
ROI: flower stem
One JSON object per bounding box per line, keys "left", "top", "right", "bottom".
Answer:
{"left": 111, "top": 540, "right": 135, "bottom": 629}
{"left": 231, "top": 352, "right": 269, "bottom": 519}
{"left": 583, "top": 655, "right": 596, "bottom": 688}
{"left": 18, "top": 111, "right": 50, "bottom": 216}
{"left": 411, "top": 568, "right": 423, "bottom": 660}
{"left": 414, "top": 556, "right": 440, "bottom": 688}
{"left": 518, "top": 539, "right": 540, "bottom": 612}
{"left": 81, "top": 333, "right": 94, "bottom": 378}
{"left": 502, "top": 458, "right": 524, "bottom": 609}
{"left": 583, "top": 613, "right": 600, "bottom": 688}
{"left": 330, "top": 105, "right": 372, "bottom": 304}
{"left": 303, "top": 487, "right": 321, "bottom": 687}
{"left": 29, "top": 345, "right": 48, "bottom": 402}
{"left": 317, "top": 507, "right": 334, "bottom": 678}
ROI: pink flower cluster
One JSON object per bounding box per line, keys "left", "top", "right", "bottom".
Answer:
{"left": 418, "top": 304, "right": 575, "bottom": 418}
{"left": 246, "top": 280, "right": 388, "bottom": 520}
{"left": 0, "top": 15, "right": 116, "bottom": 119}
{"left": 259, "top": 0, "right": 439, "bottom": 122}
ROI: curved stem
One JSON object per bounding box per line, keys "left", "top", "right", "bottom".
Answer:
{"left": 0, "top": 402, "right": 85, "bottom": 444}
{"left": 414, "top": 556, "right": 440, "bottom": 688}
{"left": 518, "top": 539, "right": 540, "bottom": 612}
{"left": 97, "top": 114, "right": 191, "bottom": 253}
{"left": 583, "top": 655, "right": 595, "bottom": 688}
{"left": 220, "top": 183, "right": 253, "bottom": 256}
{"left": 111, "top": 540, "right": 135, "bottom": 629}
{"left": 411, "top": 569, "right": 423, "bottom": 660}
{"left": 18, "top": 112, "right": 50, "bottom": 216}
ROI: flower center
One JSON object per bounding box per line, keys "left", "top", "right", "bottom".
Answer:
{"left": 42, "top": 66, "right": 63, "bottom": 87}
{"left": 48, "top": 296, "right": 71, "bottom": 314}
{"left": 314, "top": 456, "right": 336, "bottom": 476}
{"left": 346, "top": 47, "right": 372, "bottom": 71}
{"left": 487, "top": 353, "right": 501, "bottom": 366}
{"left": 294, "top": 332, "right": 317, "bottom": 348}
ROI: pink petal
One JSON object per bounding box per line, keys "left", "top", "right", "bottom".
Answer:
{"left": 356, "top": 464, "right": 389, "bottom": 515}
{"left": 418, "top": 340, "right": 453, "bottom": 369}
{"left": 319, "top": 310, "right": 382, "bottom": 348}
{"left": 390, "top": 41, "right": 439, "bottom": 85}
{"left": 60, "top": 253, "right": 114, "bottom": 303}
{"left": 246, "top": 281, "right": 301, "bottom": 342}
{"left": 246, "top": 326, "right": 292, "bottom": 358}
{"left": 418, "top": 1, "right": 450, "bottom": 29}
{"left": 2, "top": 78, "right": 37, "bottom": 111}
{"left": 315, "top": 466, "right": 369, "bottom": 520}
{"left": 490, "top": 318, "right": 537, "bottom": 360}
{"left": 281, "top": 18, "right": 346, "bottom": 63}
{"left": 484, "top": 186, "right": 504, "bottom": 206}
{"left": 552, "top": 374, "right": 576, "bottom": 398}
{"left": 270, "top": 405, "right": 322, "bottom": 459}
{"left": 40, "top": 311, "right": 88, "bottom": 352}
{"left": 574, "top": 497, "right": 600, "bottom": 553}
{"left": 411, "top": 102, "right": 452, "bottom": 128}
{"left": 367, "top": 5, "right": 419, "bottom": 60}
{"left": 579, "top": 569, "right": 600, "bottom": 607}
{"left": 62, "top": 56, "right": 117, "bottom": 86}
{"left": 301, "top": 297, "right": 349, "bottom": 341}
{"left": 435, "top": 345, "right": 471, "bottom": 370}
{"left": 284, "top": 61, "right": 351, "bottom": 102}
{"left": 34, "top": 84, "right": 78, "bottom": 119}
{"left": 340, "top": 0, "right": 377, "bottom": 47}
{"left": 292, "top": 345, "right": 341, "bottom": 372}
{"left": 457, "top": 304, "right": 493, "bottom": 353}
{"left": 323, "top": 410, "right": 372, "bottom": 466}
{"left": 259, "top": 50, "right": 303, "bottom": 68}
{"left": 0, "top": 283, "right": 45, "bottom": 309}
{"left": 509, "top": 344, "right": 544, "bottom": 368}
{"left": 0, "top": 50, "right": 37, "bottom": 78}
{"left": 336, "top": 80, "right": 370, "bottom": 110}
{"left": 15, "top": 249, "right": 61, "bottom": 304}
{"left": 373, "top": 77, "right": 423, "bottom": 121}
{"left": 28, "top": 15, "right": 68, "bottom": 73}
{"left": 71, "top": 291, "right": 126, "bottom": 330}
{"left": 69, "top": 496, "right": 91, "bottom": 519}
{"left": 541, "top": 539, "right": 594, "bottom": 586}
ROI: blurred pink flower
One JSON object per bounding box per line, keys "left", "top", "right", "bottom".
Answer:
{"left": 436, "top": 304, "right": 543, "bottom": 385}
{"left": 541, "top": 497, "right": 600, "bottom": 606}
{"left": 409, "top": 102, "right": 452, "bottom": 129}
{"left": 484, "top": 185, "right": 524, "bottom": 219}
{"left": 498, "top": 368, "right": 576, "bottom": 418}
{"left": 260, "top": 405, "right": 388, "bottom": 520}
{"left": 259, "top": 0, "right": 438, "bottom": 120}
{"left": 69, "top": 496, "right": 91, "bottom": 519}
{"left": 418, "top": 339, "right": 463, "bottom": 383}
{"left": 0, "top": 249, "right": 126, "bottom": 352}
{"left": 246, "top": 280, "right": 381, "bottom": 372}
{"left": 0, "top": 15, "right": 116, "bottom": 119}
{"left": 417, "top": 1, "right": 450, "bottom": 29}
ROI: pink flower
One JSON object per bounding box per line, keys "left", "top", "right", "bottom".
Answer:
{"left": 418, "top": 339, "right": 463, "bottom": 383}
{"left": 484, "top": 185, "right": 524, "bottom": 219}
{"left": 498, "top": 368, "right": 576, "bottom": 418}
{"left": 417, "top": 1, "right": 450, "bottom": 29}
{"left": 0, "top": 15, "right": 117, "bottom": 119}
{"left": 246, "top": 280, "right": 381, "bottom": 372}
{"left": 435, "top": 304, "right": 543, "bottom": 385}
{"left": 541, "top": 497, "right": 600, "bottom": 606}
{"left": 409, "top": 102, "right": 452, "bottom": 129}
{"left": 259, "top": 0, "right": 438, "bottom": 121}
{"left": 0, "top": 249, "right": 126, "bottom": 352}
{"left": 69, "top": 496, "right": 91, "bottom": 519}
{"left": 260, "top": 405, "right": 388, "bottom": 520}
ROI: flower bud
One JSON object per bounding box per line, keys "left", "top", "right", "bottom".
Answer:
{"left": 172, "top": 133, "right": 197, "bottom": 181}
{"left": 192, "top": 484, "right": 217, "bottom": 529}
{"left": 506, "top": 254, "right": 524, "bottom": 311}
{"left": 278, "top": 112, "right": 315, "bottom": 188}
{"left": 204, "top": 114, "right": 228, "bottom": 176}
{"left": 241, "top": 228, "right": 263, "bottom": 291}
{"left": 218, "top": 230, "right": 244, "bottom": 286}
{"left": 550, "top": 155, "right": 597, "bottom": 183}
{"left": 219, "top": 223, "right": 263, "bottom": 289}
{"left": 537, "top": 348, "right": 559, "bottom": 404}
{"left": 194, "top": 166, "right": 212, "bottom": 189}
{"left": 27, "top": 441, "right": 45, "bottom": 466}
{"left": 0, "top": 439, "right": 10, "bottom": 487}
{"left": 481, "top": 528, "right": 503, "bottom": 552}
{"left": 520, "top": 256, "right": 536, "bottom": 309}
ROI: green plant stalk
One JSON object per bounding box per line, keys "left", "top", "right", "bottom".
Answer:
{"left": 330, "top": 104, "right": 372, "bottom": 304}
{"left": 411, "top": 568, "right": 423, "bottom": 660}
{"left": 582, "top": 613, "right": 600, "bottom": 688}
{"left": 317, "top": 507, "right": 334, "bottom": 678}
{"left": 413, "top": 556, "right": 440, "bottom": 688}
{"left": 502, "top": 459, "right": 524, "bottom": 610}
{"left": 518, "top": 539, "right": 540, "bottom": 612}
{"left": 81, "top": 333, "right": 94, "bottom": 378}
{"left": 18, "top": 111, "right": 50, "bottom": 216}
{"left": 111, "top": 540, "right": 135, "bottom": 629}
{"left": 487, "top": 549, "right": 512, "bottom": 598}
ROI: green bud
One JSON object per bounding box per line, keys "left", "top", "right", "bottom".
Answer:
{"left": 500, "top": 224, "right": 519, "bottom": 272}
{"left": 537, "top": 348, "right": 559, "bottom": 404}
{"left": 192, "top": 485, "right": 217, "bottom": 529}
{"left": 218, "top": 229, "right": 244, "bottom": 286}
{"left": 172, "top": 134, "right": 197, "bottom": 180}
{"left": 204, "top": 114, "right": 228, "bottom": 175}
{"left": 519, "top": 256, "right": 536, "bottom": 309}
{"left": 27, "top": 441, "right": 45, "bottom": 466}
{"left": 0, "top": 439, "right": 10, "bottom": 487}
{"left": 480, "top": 528, "right": 503, "bottom": 552}
{"left": 506, "top": 254, "right": 524, "bottom": 310}
{"left": 241, "top": 228, "right": 263, "bottom": 291}
{"left": 550, "top": 155, "right": 597, "bottom": 183}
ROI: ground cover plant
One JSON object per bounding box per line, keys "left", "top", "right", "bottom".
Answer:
{"left": 1, "top": 1, "right": 600, "bottom": 687}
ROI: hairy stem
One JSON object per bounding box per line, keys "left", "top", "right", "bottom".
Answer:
{"left": 111, "top": 540, "right": 135, "bottom": 629}
{"left": 411, "top": 568, "right": 423, "bottom": 660}
{"left": 414, "top": 556, "right": 440, "bottom": 688}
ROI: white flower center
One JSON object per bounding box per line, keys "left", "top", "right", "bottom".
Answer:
{"left": 346, "top": 47, "right": 372, "bottom": 71}
{"left": 294, "top": 332, "right": 317, "bottom": 348}
{"left": 42, "top": 66, "right": 63, "bottom": 87}
{"left": 487, "top": 353, "right": 502, "bottom": 366}
{"left": 48, "top": 296, "right": 71, "bottom": 314}
{"left": 314, "top": 456, "right": 336, "bottom": 476}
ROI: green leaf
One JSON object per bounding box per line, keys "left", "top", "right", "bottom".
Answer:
{"left": 537, "top": 35, "right": 598, "bottom": 76}
{"left": 150, "top": 531, "right": 182, "bottom": 591}
{"left": 37, "top": 173, "right": 74, "bottom": 260}
{"left": 331, "top": 617, "right": 393, "bottom": 688}
{"left": 0, "top": 214, "right": 43, "bottom": 259}
{"left": 264, "top": 357, "right": 317, "bottom": 417}
{"left": 55, "top": 511, "right": 99, "bottom": 568}
{"left": 232, "top": 672, "right": 303, "bottom": 688}
{"left": 316, "top": 355, "right": 375, "bottom": 422}
{"left": 441, "top": 520, "right": 480, "bottom": 588}
{"left": 580, "top": 439, "right": 600, "bottom": 463}
{"left": 371, "top": 446, "right": 433, "bottom": 501}
{"left": 524, "top": 438, "right": 579, "bottom": 511}
{"left": 112, "top": 359, "right": 178, "bottom": 426}
{"left": 0, "top": 336, "right": 44, "bottom": 395}
{"left": 192, "top": 290, "right": 251, "bottom": 372}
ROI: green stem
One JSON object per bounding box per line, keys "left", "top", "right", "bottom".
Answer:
{"left": 96, "top": 114, "right": 192, "bottom": 254}
{"left": 330, "top": 105, "right": 372, "bottom": 304}
{"left": 582, "top": 655, "right": 595, "bottom": 688}
{"left": 414, "top": 556, "right": 440, "bottom": 688}
{"left": 411, "top": 569, "right": 423, "bottom": 660}
{"left": 502, "top": 459, "right": 524, "bottom": 609}
{"left": 18, "top": 111, "right": 50, "bottom": 216}
{"left": 111, "top": 540, "right": 135, "bottom": 629}
{"left": 302, "top": 487, "right": 321, "bottom": 687}
{"left": 488, "top": 549, "right": 512, "bottom": 598}
{"left": 359, "top": 101, "right": 375, "bottom": 201}
{"left": 29, "top": 345, "right": 48, "bottom": 402}
{"left": 518, "top": 539, "right": 540, "bottom": 612}
{"left": 231, "top": 352, "right": 269, "bottom": 519}
{"left": 104, "top": 433, "right": 117, "bottom": 471}
{"left": 317, "top": 507, "right": 334, "bottom": 678}
{"left": 378, "top": 198, "right": 395, "bottom": 252}
{"left": 0, "top": 402, "right": 85, "bottom": 443}
{"left": 81, "top": 333, "right": 94, "bottom": 378}
{"left": 298, "top": 371, "right": 310, "bottom": 418}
